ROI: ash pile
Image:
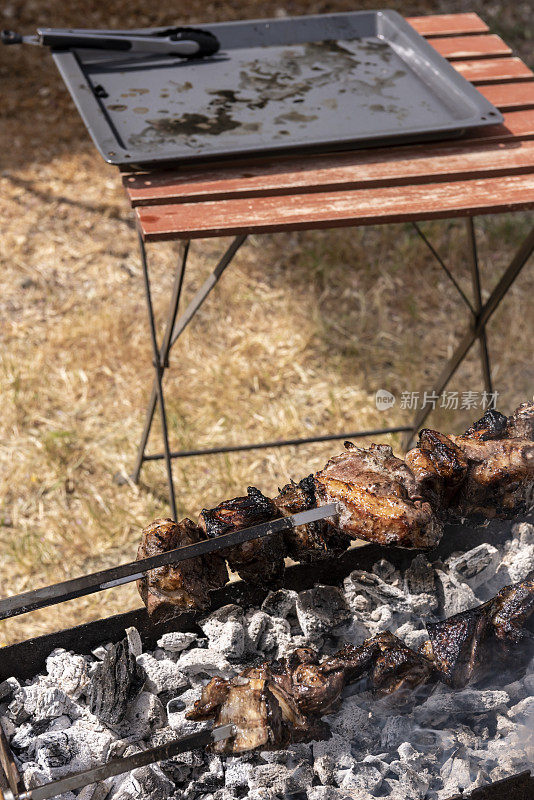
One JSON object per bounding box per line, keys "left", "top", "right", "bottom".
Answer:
{"left": 2, "top": 523, "right": 534, "bottom": 800}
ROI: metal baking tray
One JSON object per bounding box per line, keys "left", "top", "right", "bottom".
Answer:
{"left": 52, "top": 10, "right": 503, "bottom": 167}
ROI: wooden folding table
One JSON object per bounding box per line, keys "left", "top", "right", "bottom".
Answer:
{"left": 122, "top": 12, "right": 534, "bottom": 519}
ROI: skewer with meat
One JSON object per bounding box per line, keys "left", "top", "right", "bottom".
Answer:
{"left": 136, "top": 403, "right": 534, "bottom": 617}
{"left": 186, "top": 574, "right": 534, "bottom": 754}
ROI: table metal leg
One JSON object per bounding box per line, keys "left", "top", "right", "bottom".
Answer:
{"left": 403, "top": 220, "right": 534, "bottom": 449}
{"left": 132, "top": 241, "right": 189, "bottom": 485}
{"left": 138, "top": 231, "right": 178, "bottom": 521}
{"left": 466, "top": 217, "right": 493, "bottom": 394}
{"left": 132, "top": 234, "right": 247, "bottom": 500}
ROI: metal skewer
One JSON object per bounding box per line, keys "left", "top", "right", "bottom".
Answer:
{"left": 0, "top": 724, "right": 236, "bottom": 800}
{"left": 0, "top": 504, "right": 339, "bottom": 621}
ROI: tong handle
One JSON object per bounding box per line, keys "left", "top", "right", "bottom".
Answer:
{"left": 1, "top": 30, "right": 23, "bottom": 45}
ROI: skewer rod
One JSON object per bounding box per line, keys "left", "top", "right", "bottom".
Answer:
{"left": 13, "top": 725, "right": 235, "bottom": 800}
{"left": 0, "top": 505, "right": 338, "bottom": 621}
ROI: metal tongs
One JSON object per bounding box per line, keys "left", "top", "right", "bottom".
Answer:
{"left": 0, "top": 27, "right": 220, "bottom": 58}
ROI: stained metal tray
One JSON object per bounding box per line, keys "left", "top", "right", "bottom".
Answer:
{"left": 51, "top": 11, "right": 503, "bottom": 167}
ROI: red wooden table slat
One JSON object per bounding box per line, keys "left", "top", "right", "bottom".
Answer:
{"left": 407, "top": 13, "right": 489, "bottom": 37}
{"left": 431, "top": 34, "right": 511, "bottom": 60}
{"left": 124, "top": 139, "right": 534, "bottom": 206}
{"left": 454, "top": 57, "right": 534, "bottom": 83}
{"left": 481, "top": 81, "right": 534, "bottom": 111}
{"left": 137, "top": 173, "right": 534, "bottom": 240}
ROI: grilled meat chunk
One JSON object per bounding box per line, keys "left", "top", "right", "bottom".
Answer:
{"left": 506, "top": 401, "right": 534, "bottom": 440}
{"left": 491, "top": 571, "right": 534, "bottom": 643}
{"left": 274, "top": 475, "right": 350, "bottom": 562}
{"left": 136, "top": 518, "right": 228, "bottom": 619}
{"left": 449, "top": 411, "right": 534, "bottom": 520}
{"left": 314, "top": 442, "right": 442, "bottom": 548}
{"left": 405, "top": 430, "right": 468, "bottom": 509}
{"left": 424, "top": 602, "right": 493, "bottom": 688}
{"left": 199, "top": 487, "right": 285, "bottom": 585}
{"left": 370, "top": 631, "right": 434, "bottom": 697}
{"left": 187, "top": 665, "right": 309, "bottom": 753}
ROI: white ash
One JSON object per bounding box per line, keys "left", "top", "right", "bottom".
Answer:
{"left": 2, "top": 522, "right": 534, "bottom": 800}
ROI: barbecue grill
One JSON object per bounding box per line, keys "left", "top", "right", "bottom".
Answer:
{"left": 1, "top": 512, "right": 533, "bottom": 800}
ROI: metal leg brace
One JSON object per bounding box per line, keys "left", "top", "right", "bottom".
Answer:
{"left": 403, "top": 219, "right": 534, "bottom": 449}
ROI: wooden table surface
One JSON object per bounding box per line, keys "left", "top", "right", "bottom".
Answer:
{"left": 123, "top": 13, "right": 534, "bottom": 241}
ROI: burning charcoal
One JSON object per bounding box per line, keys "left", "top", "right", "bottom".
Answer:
{"left": 248, "top": 761, "right": 315, "bottom": 795}
{"left": 77, "top": 785, "right": 109, "bottom": 800}
{"left": 395, "top": 622, "right": 429, "bottom": 652}
{"left": 369, "top": 632, "right": 434, "bottom": 698}
{"left": 307, "top": 789, "right": 360, "bottom": 800}
{"left": 156, "top": 631, "right": 199, "bottom": 653}
{"left": 125, "top": 627, "right": 142, "bottom": 658}
{"left": 14, "top": 683, "right": 76, "bottom": 722}
{"left": 326, "top": 696, "right": 378, "bottom": 750}
{"left": 45, "top": 649, "right": 91, "bottom": 700}
{"left": 337, "top": 758, "right": 385, "bottom": 793}
{"left": 343, "top": 569, "right": 409, "bottom": 615}
{"left": 380, "top": 715, "right": 414, "bottom": 750}
{"left": 243, "top": 609, "right": 270, "bottom": 654}
{"left": 255, "top": 614, "right": 292, "bottom": 658}
{"left": 176, "top": 647, "right": 233, "bottom": 679}
{"left": 424, "top": 600, "right": 494, "bottom": 688}
{"left": 435, "top": 568, "right": 478, "bottom": 617}
{"left": 262, "top": 588, "right": 298, "bottom": 618}
{"left": 312, "top": 734, "right": 353, "bottom": 785}
{"left": 137, "top": 517, "right": 229, "bottom": 618}
{"left": 446, "top": 544, "right": 500, "bottom": 595}
{"left": 199, "top": 604, "right": 245, "bottom": 659}
{"left": 404, "top": 554, "right": 436, "bottom": 596}
{"left": 135, "top": 653, "right": 188, "bottom": 695}
{"left": 274, "top": 475, "right": 350, "bottom": 562}
{"left": 414, "top": 688, "right": 509, "bottom": 724}
{"left": 34, "top": 731, "right": 72, "bottom": 769}
{"left": 295, "top": 585, "right": 351, "bottom": 640}
{"left": 0, "top": 677, "right": 19, "bottom": 703}
{"left": 224, "top": 757, "right": 254, "bottom": 791}
{"left": 315, "top": 442, "right": 442, "bottom": 548}
{"left": 199, "top": 486, "right": 285, "bottom": 585}
{"left": 122, "top": 691, "right": 166, "bottom": 740}
{"left": 88, "top": 636, "right": 145, "bottom": 727}
{"left": 500, "top": 522, "right": 534, "bottom": 584}
{"left": 439, "top": 748, "right": 472, "bottom": 798}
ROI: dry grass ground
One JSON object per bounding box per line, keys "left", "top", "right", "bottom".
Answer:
{"left": 0, "top": 0, "right": 533, "bottom": 646}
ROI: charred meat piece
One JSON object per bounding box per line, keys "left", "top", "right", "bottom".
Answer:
{"left": 370, "top": 631, "right": 434, "bottom": 697}
{"left": 314, "top": 442, "right": 442, "bottom": 549}
{"left": 491, "top": 572, "right": 534, "bottom": 644}
{"left": 199, "top": 487, "right": 285, "bottom": 585}
{"left": 423, "top": 602, "right": 493, "bottom": 688}
{"left": 405, "top": 430, "right": 468, "bottom": 508}
{"left": 462, "top": 409, "right": 509, "bottom": 441}
{"left": 136, "top": 518, "right": 228, "bottom": 619}
{"left": 445, "top": 405, "right": 534, "bottom": 520}
{"left": 449, "top": 436, "right": 534, "bottom": 521}
{"left": 186, "top": 665, "right": 308, "bottom": 754}
{"left": 506, "top": 401, "right": 534, "bottom": 440}
{"left": 274, "top": 474, "right": 350, "bottom": 562}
